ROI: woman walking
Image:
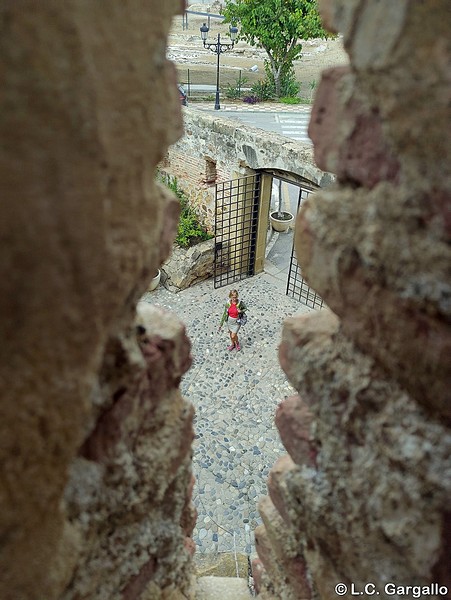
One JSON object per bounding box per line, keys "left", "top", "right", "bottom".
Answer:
{"left": 218, "top": 289, "right": 247, "bottom": 351}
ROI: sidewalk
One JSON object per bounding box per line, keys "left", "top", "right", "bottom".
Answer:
{"left": 142, "top": 269, "right": 312, "bottom": 555}
{"left": 190, "top": 100, "right": 312, "bottom": 113}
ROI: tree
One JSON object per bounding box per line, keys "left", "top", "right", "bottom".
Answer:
{"left": 223, "top": 0, "right": 330, "bottom": 99}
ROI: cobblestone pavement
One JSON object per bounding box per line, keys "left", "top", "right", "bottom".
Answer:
{"left": 142, "top": 271, "right": 312, "bottom": 555}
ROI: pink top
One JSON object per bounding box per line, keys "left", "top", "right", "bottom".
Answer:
{"left": 228, "top": 302, "right": 239, "bottom": 318}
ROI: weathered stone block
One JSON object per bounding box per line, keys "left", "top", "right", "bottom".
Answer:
{"left": 251, "top": 558, "right": 267, "bottom": 596}
{"left": 275, "top": 395, "right": 316, "bottom": 467}
{"left": 278, "top": 310, "right": 451, "bottom": 593}
{"left": 279, "top": 310, "right": 340, "bottom": 400}
{"left": 162, "top": 239, "right": 215, "bottom": 292}
{"left": 267, "top": 455, "right": 307, "bottom": 531}
{"left": 255, "top": 525, "right": 298, "bottom": 600}
{"left": 259, "top": 497, "right": 313, "bottom": 599}
{"left": 309, "top": 67, "right": 400, "bottom": 188}
{"left": 295, "top": 188, "right": 451, "bottom": 417}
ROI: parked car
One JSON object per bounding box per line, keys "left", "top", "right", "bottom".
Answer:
{"left": 178, "top": 84, "right": 188, "bottom": 106}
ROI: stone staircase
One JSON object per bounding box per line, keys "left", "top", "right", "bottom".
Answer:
{"left": 196, "top": 576, "right": 253, "bottom": 599}
{"left": 193, "top": 552, "right": 254, "bottom": 599}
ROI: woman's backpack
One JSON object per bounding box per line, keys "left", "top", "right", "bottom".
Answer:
{"left": 237, "top": 300, "right": 247, "bottom": 325}
{"left": 238, "top": 313, "right": 247, "bottom": 326}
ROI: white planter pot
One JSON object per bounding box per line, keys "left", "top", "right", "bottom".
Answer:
{"left": 148, "top": 269, "right": 161, "bottom": 291}
{"left": 269, "top": 211, "right": 294, "bottom": 232}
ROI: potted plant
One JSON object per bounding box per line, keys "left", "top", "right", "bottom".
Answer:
{"left": 148, "top": 269, "right": 161, "bottom": 291}
{"left": 269, "top": 210, "right": 294, "bottom": 232}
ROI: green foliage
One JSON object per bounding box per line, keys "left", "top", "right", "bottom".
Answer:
{"left": 280, "top": 96, "right": 301, "bottom": 104}
{"left": 158, "top": 173, "right": 212, "bottom": 248}
{"left": 309, "top": 79, "right": 317, "bottom": 101}
{"left": 251, "top": 78, "right": 275, "bottom": 101}
{"left": 223, "top": 0, "right": 331, "bottom": 98}
{"left": 275, "top": 65, "right": 300, "bottom": 98}
{"left": 176, "top": 209, "right": 212, "bottom": 249}
{"left": 251, "top": 63, "right": 300, "bottom": 101}
{"left": 225, "top": 74, "right": 249, "bottom": 99}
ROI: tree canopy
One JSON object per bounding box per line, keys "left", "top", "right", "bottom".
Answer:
{"left": 223, "top": 0, "right": 330, "bottom": 98}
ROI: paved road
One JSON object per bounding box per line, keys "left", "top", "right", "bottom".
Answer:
{"left": 196, "top": 105, "right": 312, "bottom": 145}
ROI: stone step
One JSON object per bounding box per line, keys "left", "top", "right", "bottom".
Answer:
{"left": 193, "top": 552, "right": 250, "bottom": 579}
{"left": 195, "top": 576, "right": 253, "bottom": 599}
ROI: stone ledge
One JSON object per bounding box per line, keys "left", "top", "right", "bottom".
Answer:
{"left": 195, "top": 576, "right": 253, "bottom": 600}
{"left": 193, "top": 552, "right": 249, "bottom": 579}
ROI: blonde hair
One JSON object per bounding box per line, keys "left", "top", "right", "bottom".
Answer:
{"left": 229, "top": 289, "right": 238, "bottom": 299}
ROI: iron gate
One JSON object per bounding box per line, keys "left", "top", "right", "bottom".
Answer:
{"left": 214, "top": 174, "right": 261, "bottom": 289}
{"left": 286, "top": 183, "right": 324, "bottom": 309}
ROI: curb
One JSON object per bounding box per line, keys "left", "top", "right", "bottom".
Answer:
{"left": 190, "top": 102, "right": 311, "bottom": 113}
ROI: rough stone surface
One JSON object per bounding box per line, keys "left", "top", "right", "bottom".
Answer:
{"left": 275, "top": 395, "right": 316, "bottom": 468}
{"left": 66, "top": 304, "right": 196, "bottom": 599}
{"left": 162, "top": 239, "right": 215, "bottom": 292}
{"left": 278, "top": 311, "right": 451, "bottom": 588}
{"left": 308, "top": 66, "right": 400, "bottom": 188}
{"left": 254, "top": 0, "right": 451, "bottom": 598}
{"left": 295, "top": 185, "right": 451, "bottom": 416}
{"left": 0, "top": 2, "right": 195, "bottom": 599}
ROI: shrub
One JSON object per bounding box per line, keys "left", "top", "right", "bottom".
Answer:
{"left": 251, "top": 62, "right": 300, "bottom": 102}
{"left": 158, "top": 173, "right": 212, "bottom": 248}
{"left": 279, "top": 72, "right": 300, "bottom": 98}
{"left": 225, "top": 74, "right": 249, "bottom": 100}
{"left": 250, "top": 79, "right": 275, "bottom": 102}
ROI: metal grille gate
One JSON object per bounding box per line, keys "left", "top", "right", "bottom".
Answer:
{"left": 214, "top": 174, "right": 261, "bottom": 289}
{"left": 286, "top": 183, "right": 324, "bottom": 309}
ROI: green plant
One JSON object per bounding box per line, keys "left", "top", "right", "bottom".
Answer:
{"left": 250, "top": 78, "right": 275, "bottom": 102}
{"left": 251, "top": 63, "right": 300, "bottom": 102}
{"left": 297, "top": 97, "right": 313, "bottom": 105}
{"left": 225, "top": 73, "right": 249, "bottom": 99}
{"left": 279, "top": 71, "right": 300, "bottom": 98}
{"left": 309, "top": 79, "right": 317, "bottom": 102}
{"left": 158, "top": 173, "right": 212, "bottom": 249}
{"left": 280, "top": 96, "right": 301, "bottom": 104}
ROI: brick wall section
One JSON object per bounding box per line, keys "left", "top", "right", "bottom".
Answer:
{"left": 253, "top": 0, "right": 451, "bottom": 598}
{"left": 160, "top": 150, "right": 229, "bottom": 234}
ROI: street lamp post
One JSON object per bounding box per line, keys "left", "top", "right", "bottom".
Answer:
{"left": 200, "top": 22, "right": 238, "bottom": 110}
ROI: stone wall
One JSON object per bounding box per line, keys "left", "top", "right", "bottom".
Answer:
{"left": 0, "top": 2, "right": 197, "bottom": 599}
{"left": 161, "top": 110, "right": 332, "bottom": 232}
{"left": 253, "top": 1, "right": 451, "bottom": 598}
